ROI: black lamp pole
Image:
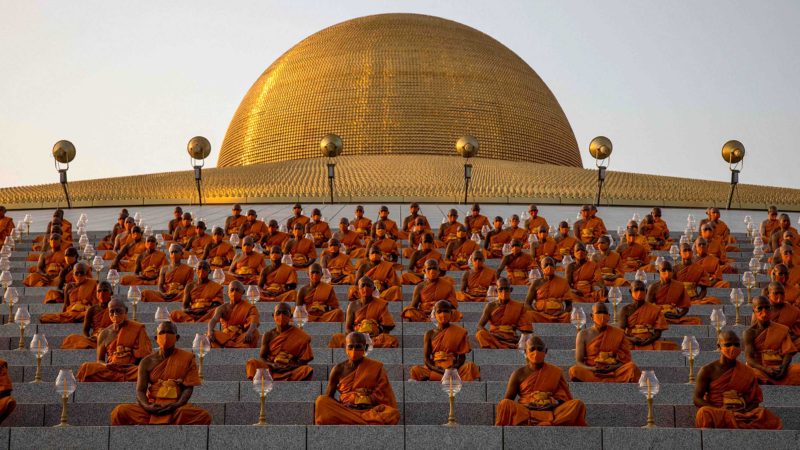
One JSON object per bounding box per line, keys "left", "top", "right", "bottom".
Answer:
{"left": 327, "top": 162, "right": 336, "bottom": 204}
{"left": 463, "top": 163, "right": 473, "bottom": 204}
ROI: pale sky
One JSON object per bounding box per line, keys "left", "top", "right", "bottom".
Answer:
{"left": 1, "top": 0, "right": 799, "bottom": 189}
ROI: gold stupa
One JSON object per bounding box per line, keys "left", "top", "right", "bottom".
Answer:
{"left": 218, "top": 13, "right": 581, "bottom": 168}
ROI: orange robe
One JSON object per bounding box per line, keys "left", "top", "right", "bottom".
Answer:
{"left": 373, "top": 219, "right": 400, "bottom": 240}
{"left": 261, "top": 231, "right": 290, "bottom": 249}
{"left": 532, "top": 238, "right": 558, "bottom": 263}
{"left": 39, "top": 278, "right": 99, "bottom": 323}
{"left": 527, "top": 276, "right": 573, "bottom": 323}
{"left": 287, "top": 215, "right": 310, "bottom": 232}
{"left": 476, "top": 300, "right": 532, "bottom": 349}
{"left": 325, "top": 253, "right": 355, "bottom": 284}
{"left": 554, "top": 235, "right": 577, "bottom": 261}
{"left": 617, "top": 243, "right": 649, "bottom": 272}
{"left": 110, "top": 348, "right": 211, "bottom": 425}
{"left": 245, "top": 326, "right": 314, "bottom": 380}
{"left": 289, "top": 238, "right": 317, "bottom": 268}
{"left": 299, "top": 282, "right": 344, "bottom": 322}
{"left": 401, "top": 250, "right": 444, "bottom": 285}
{"left": 0, "top": 359, "right": 17, "bottom": 423}
{"left": 696, "top": 255, "right": 731, "bottom": 288}
{"left": 61, "top": 308, "right": 112, "bottom": 349}
{"left": 339, "top": 230, "right": 365, "bottom": 259}
{"left": 141, "top": 264, "right": 195, "bottom": 302}
{"left": 115, "top": 240, "right": 147, "bottom": 272}
{"left": 409, "top": 325, "right": 481, "bottom": 381}
{"left": 438, "top": 222, "right": 463, "bottom": 247}
{"left": 769, "top": 304, "right": 800, "bottom": 347}
{"left": 186, "top": 233, "right": 212, "bottom": 258}
{"left": 750, "top": 322, "right": 800, "bottom": 385}
{"left": 348, "top": 261, "right": 402, "bottom": 302}
{"left": 225, "top": 215, "right": 247, "bottom": 235}
{"left": 352, "top": 217, "right": 372, "bottom": 238}
{"left": 651, "top": 279, "right": 702, "bottom": 325}
{"left": 496, "top": 363, "right": 587, "bottom": 426}
{"left": 121, "top": 250, "right": 168, "bottom": 285}
{"left": 595, "top": 251, "right": 627, "bottom": 287}
{"left": 623, "top": 302, "right": 679, "bottom": 350}
{"left": 366, "top": 237, "right": 398, "bottom": 262}
{"left": 314, "top": 358, "right": 400, "bottom": 425}
{"left": 205, "top": 241, "right": 235, "bottom": 270}
{"left": 402, "top": 279, "right": 463, "bottom": 322}
{"left": 307, "top": 221, "right": 332, "bottom": 247}
{"left": 676, "top": 261, "right": 723, "bottom": 304}
{"left": 524, "top": 216, "right": 549, "bottom": 235}
{"left": 211, "top": 301, "right": 260, "bottom": 348}
{"left": 502, "top": 253, "right": 535, "bottom": 285}
{"left": 568, "top": 326, "right": 641, "bottom": 382}
{"left": 43, "top": 263, "right": 93, "bottom": 303}
{"left": 173, "top": 225, "right": 197, "bottom": 246}
{"left": 446, "top": 239, "right": 479, "bottom": 270}
{"left": 259, "top": 264, "right": 298, "bottom": 302}
{"left": 225, "top": 252, "right": 265, "bottom": 285}
{"left": 456, "top": 266, "right": 498, "bottom": 302}
{"left": 102, "top": 232, "right": 133, "bottom": 260}
{"left": 568, "top": 260, "right": 603, "bottom": 302}
{"left": 466, "top": 214, "right": 490, "bottom": 236}
{"left": 329, "top": 299, "right": 398, "bottom": 348}
{"left": 696, "top": 361, "right": 782, "bottom": 429}
{"left": 486, "top": 229, "right": 512, "bottom": 258}
{"left": 23, "top": 250, "right": 66, "bottom": 287}
{"left": 169, "top": 281, "right": 224, "bottom": 322}
{"left": 77, "top": 321, "right": 152, "bottom": 382}
{"left": 575, "top": 217, "right": 606, "bottom": 244}
{"left": 0, "top": 217, "right": 15, "bottom": 242}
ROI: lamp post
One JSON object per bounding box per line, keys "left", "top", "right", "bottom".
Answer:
{"left": 252, "top": 368, "right": 273, "bottom": 426}
{"left": 52, "top": 140, "right": 76, "bottom": 209}
{"left": 192, "top": 333, "right": 210, "bottom": 381}
{"left": 455, "top": 136, "right": 479, "bottom": 204}
{"left": 589, "top": 136, "right": 613, "bottom": 206}
{"left": 320, "top": 134, "right": 343, "bottom": 204}
{"left": 54, "top": 369, "right": 77, "bottom": 427}
{"left": 681, "top": 336, "right": 700, "bottom": 384}
{"left": 638, "top": 370, "right": 660, "bottom": 428}
{"left": 441, "top": 367, "right": 462, "bottom": 426}
{"left": 721, "top": 140, "right": 745, "bottom": 210}
{"left": 187, "top": 136, "right": 212, "bottom": 207}
{"left": 30, "top": 333, "right": 49, "bottom": 383}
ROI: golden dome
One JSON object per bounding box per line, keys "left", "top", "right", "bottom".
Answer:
{"left": 218, "top": 13, "right": 581, "bottom": 167}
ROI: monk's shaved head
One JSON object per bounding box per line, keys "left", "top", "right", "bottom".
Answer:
{"left": 424, "top": 258, "right": 439, "bottom": 269}
{"left": 592, "top": 302, "right": 609, "bottom": 315}
{"left": 328, "top": 238, "right": 340, "bottom": 247}
{"left": 229, "top": 280, "right": 245, "bottom": 293}
{"left": 658, "top": 260, "right": 672, "bottom": 272}
{"left": 541, "top": 257, "right": 556, "bottom": 268}
{"left": 526, "top": 335, "right": 547, "bottom": 352}
{"left": 369, "top": 245, "right": 382, "bottom": 255}
{"left": 73, "top": 262, "right": 89, "bottom": 274}
{"left": 270, "top": 245, "right": 282, "bottom": 255}
{"left": 434, "top": 300, "right": 453, "bottom": 313}
{"left": 346, "top": 332, "right": 367, "bottom": 347}
{"left": 274, "top": 302, "right": 292, "bottom": 315}
{"left": 497, "top": 277, "right": 510, "bottom": 289}
{"left": 309, "top": 263, "right": 322, "bottom": 274}
{"left": 768, "top": 281, "right": 785, "bottom": 294}
{"left": 358, "top": 276, "right": 375, "bottom": 289}
{"left": 598, "top": 235, "right": 611, "bottom": 244}
{"left": 573, "top": 242, "right": 586, "bottom": 253}
{"left": 752, "top": 295, "right": 770, "bottom": 309}
{"left": 472, "top": 250, "right": 485, "bottom": 260}
{"left": 242, "top": 236, "right": 254, "bottom": 246}
{"left": 196, "top": 260, "right": 211, "bottom": 271}
{"left": 169, "top": 243, "right": 183, "bottom": 253}
{"left": 157, "top": 321, "right": 178, "bottom": 335}
{"left": 108, "top": 297, "right": 127, "bottom": 311}
{"left": 718, "top": 330, "right": 740, "bottom": 347}
{"left": 97, "top": 281, "right": 113, "bottom": 293}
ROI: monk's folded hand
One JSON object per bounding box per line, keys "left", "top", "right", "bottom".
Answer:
{"left": 774, "top": 365, "right": 788, "bottom": 379}
{"left": 243, "top": 330, "right": 255, "bottom": 344}
{"left": 664, "top": 312, "right": 680, "bottom": 319}
{"left": 156, "top": 403, "right": 179, "bottom": 415}
{"left": 526, "top": 402, "right": 554, "bottom": 411}
{"left": 142, "top": 403, "right": 163, "bottom": 415}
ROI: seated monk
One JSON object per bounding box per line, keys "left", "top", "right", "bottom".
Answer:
{"left": 286, "top": 203, "right": 310, "bottom": 233}
{"left": 239, "top": 209, "right": 269, "bottom": 243}
{"left": 483, "top": 216, "right": 512, "bottom": 259}
{"left": 476, "top": 277, "right": 532, "bottom": 349}
{"left": 23, "top": 233, "right": 66, "bottom": 287}
{"left": 445, "top": 225, "right": 480, "bottom": 271}
{"left": 409, "top": 300, "right": 481, "bottom": 381}
{"left": 651, "top": 208, "right": 674, "bottom": 249}
{"left": 61, "top": 281, "right": 113, "bottom": 349}
{"left": 770, "top": 235, "right": 800, "bottom": 266}
{"left": 285, "top": 223, "right": 317, "bottom": 269}
{"left": 121, "top": 236, "right": 167, "bottom": 285}
{"left": 768, "top": 214, "right": 798, "bottom": 252}
{"left": 224, "top": 236, "right": 265, "bottom": 285}
{"left": 401, "top": 202, "right": 431, "bottom": 240}
{"left": 692, "top": 237, "right": 732, "bottom": 288}
{"left": 305, "top": 208, "right": 332, "bottom": 247}
{"left": 330, "top": 276, "right": 398, "bottom": 348}
{"left": 297, "top": 264, "right": 344, "bottom": 322}
{"left": 33, "top": 210, "right": 72, "bottom": 249}
{"left": 0, "top": 358, "right": 16, "bottom": 424}
{"left": 465, "top": 203, "right": 490, "bottom": 238}
{"left": 776, "top": 245, "right": 800, "bottom": 287}
{"left": 764, "top": 265, "right": 800, "bottom": 305}
{"left": 593, "top": 235, "right": 627, "bottom": 287}
{"left": 40, "top": 263, "right": 99, "bottom": 323}
{"left": 496, "top": 336, "right": 587, "bottom": 426}
{"left": 506, "top": 215, "right": 529, "bottom": 244}
{"left": 615, "top": 227, "right": 650, "bottom": 273}
{"left": 364, "top": 221, "right": 399, "bottom": 263}
{"left": 162, "top": 206, "right": 183, "bottom": 242}
{"left": 245, "top": 302, "right": 314, "bottom": 380}
{"left": 498, "top": 239, "right": 535, "bottom": 285}
{"left": 110, "top": 226, "right": 147, "bottom": 273}
{"left": 184, "top": 221, "right": 212, "bottom": 258}
{"left": 744, "top": 295, "right": 800, "bottom": 385}
{"left": 695, "top": 330, "right": 782, "bottom": 429}
{"left": 316, "top": 332, "right": 400, "bottom": 425}
{"left": 524, "top": 204, "right": 548, "bottom": 242}
{"left": 224, "top": 204, "right": 246, "bottom": 236}
{"left": 456, "top": 250, "right": 498, "bottom": 302}
{"left": 258, "top": 246, "right": 298, "bottom": 302}
{"left": 566, "top": 243, "right": 604, "bottom": 302}
{"left": 169, "top": 260, "right": 224, "bottom": 323}
{"left": 675, "top": 243, "right": 723, "bottom": 305}
{"left": 26, "top": 222, "right": 65, "bottom": 261}
{"left": 402, "top": 233, "right": 445, "bottom": 285}
{"left": 110, "top": 321, "right": 211, "bottom": 425}
{"left": 402, "top": 259, "right": 463, "bottom": 322}
{"left": 351, "top": 205, "right": 372, "bottom": 240}
{"left": 203, "top": 227, "right": 235, "bottom": 270}
{"left": 530, "top": 225, "right": 557, "bottom": 264}
{"left": 321, "top": 238, "right": 355, "bottom": 284}
{"left": 171, "top": 212, "right": 197, "bottom": 247}
{"left": 349, "top": 246, "right": 402, "bottom": 302}
{"left": 699, "top": 223, "right": 735, "bottom": 274}
{"left": 646, "top": 260, "right": 702, "bottom": 325}
{"left": 44, "top": 247, "right": 90, "bottom": 303}
{"left": 618, "top": 280, "right": 679, "bottom": 350}
{"left": 554, "top": 221, "right": 577, "bottom": 263}
{"left": 0, "top": 205, "right": 16, "bottom": 244}
{"left": 370, "top": 205, "right": 400, "bottom": 240}
{"left": 569, "top": 303, "right": 641, "bottom": 382}
{"left": 573, "top": 204, "right": 606, "bottom": 245}
{"left": 640, "top": 213, "right": 670, "bottom": 251}
{"left": 403, "top": 218, "right": 435, "bottom": 259}
{"left": 207, "top": 281, "right": 260, "bottom": 348}
{"left": 438, "top": 208, "right": 464, "bottom": 248}
{"left": 77, "top": 298, "right": 152, "bottom": 382}
{"left": 260, "top": 219, "right": 290, "bottom": 250}
{"left": 142, "top": 244, "right": 195, "bottom": 302}
{"left": 525, "top": 257, "right": 574, "bottom": 323}
{"left": 103, "top": 216, "right": 136, "bottom": 260}
{"left": 765, "top": 282, "right": 800, "bottom": 347}
{"left": 336, "top": 218, "right": 365, "bottom": 259}
{"left": 760, "top": 206, "right": 780, "bottom": 243}
{"left": 700, "top": 207, "right": 739, "bottom": 252}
